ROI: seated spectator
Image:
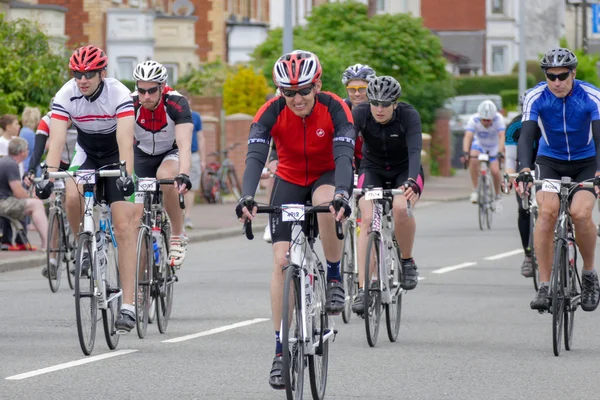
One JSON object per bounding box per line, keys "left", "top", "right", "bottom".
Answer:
{"left": 0, "top": 138, "right": 47, "bottom": 255}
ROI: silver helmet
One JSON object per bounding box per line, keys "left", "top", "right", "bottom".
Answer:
{"left": 342, "top": 64, "right": 377, "bottom": 86}
{"left": 540, "top": 48, "right": 578, "bottom": 70}
{"left": 366, "top": 76, "right": 401, "bottom": 102}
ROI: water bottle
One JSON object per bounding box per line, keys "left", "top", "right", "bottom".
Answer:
{"left": 151, "top": 228, "right": 161, "bottom": 265}
{"left": 95, "top": 231, "right": 107, "bottom": 276}
{"left": 567, "top": 229, "right": 575, "bottom": 268}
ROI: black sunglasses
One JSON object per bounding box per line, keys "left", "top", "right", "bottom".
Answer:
{"left": 546, "top": 71, "right": 572, "bottom": 82}
{"left": 73, "top": 71, "right": 99, "bottom": 80}
{"left": 369, "top": 100, "right": 394, "bottom": 108}
{"left": 137, "top": 85, "right": 161, "bottom": 95}
{"left": 281, "top": 85, "right": 314, "bottom": 97}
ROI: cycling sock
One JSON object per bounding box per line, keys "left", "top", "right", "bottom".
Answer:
{"left": 583, "top": 269, "right": 597, "bottom": 277}
{"left": 275, "top": 331, "right": 282, "bottom": 355}
{"left": 121, "top": 303, "right": 134, "bottom": 313}
{"left": 401, "top": 257, "right": 413, "bottom": 263}
{"left": 539, "top": 282, "right": 549, "bottom": 288}
{"left": 326, "top": 260, "right": 341, "bottom": 282}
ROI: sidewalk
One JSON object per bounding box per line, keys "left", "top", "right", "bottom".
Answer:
{"left": 0, "top": 171, "right": 473, "bottom": 273}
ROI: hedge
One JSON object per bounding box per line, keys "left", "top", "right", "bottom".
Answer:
{"left": 454, "top": 74, "right": 536, "bottom": 96}
{"left": 499, "top": 89, "right": 520, "bottom": 110}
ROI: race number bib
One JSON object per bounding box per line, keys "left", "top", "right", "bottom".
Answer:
{"left": 365, "top": 188, "right": 383, "bottom": 201}
{"left": 281, "top": 204, "right": 305, "bottom": 222}
{"left": 137, "top": 178, "right": 157, "bottom": 192}
{"left": 541, "top": 180, "right": 560, "bottom": 193}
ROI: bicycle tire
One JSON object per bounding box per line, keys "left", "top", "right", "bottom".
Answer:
{"left": 477, "top": 176, "right": 486, "bottom": 230}
{"left": 564, "top": 244, "right": 579, "bottom": 351}
{"left": 226, "top": 169, "right": 242, "bottom": 200}
{"left": 46, "top": 209, "right": 63, "bottom": 293}
{"left": 156, "top": 227, "right": 174, "bottom": 334}
{"left": 102, "top": 233, "right": 121, "bottom": 350}
{"left": 135, "top": 227, "right": 152, "bottom": 339}
{"left": 551, "top": 240, "right": 566, "bottom": 357}
{"left": 364, "top": 232, "right": 382, "bottom": 347}
{"left": 282, "top": 264, "right": 305, "bottom": 399}
{"left": 74, "top": 233, "right": 97, "bottom": 356}
{"left": 341, "top": 222, "right": 355, "bottom": 324}
{"left": 65, "top": 221, "right": 74, "bottom": 291}
{"left": 530, "top": 207, "right": 539, "bottom": 291}
{"left": 486, "top": 177, "right": 493, "bottom": 229}
{"left": 385, "top": 247, "right": 403, "bottom": 343}
{"left": 309, "top": 268, "right": 329, "bottom": 400}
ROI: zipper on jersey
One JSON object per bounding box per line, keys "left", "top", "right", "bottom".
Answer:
{"left": 382, "top": 126, "right": 389, "bottom": 169}
{"left": 152, "top": 108, "right": 156, "bottom": 154}
{"left": 303, "top": 118, "right": 309, "bottom": 185}
{"left": 563, "top": 98, "right": 570, "bottom": 161}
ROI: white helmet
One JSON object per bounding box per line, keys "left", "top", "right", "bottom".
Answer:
{"left": 133, "top": 60, "right": 168, "bottom": 83}
{"left": 477, "top": 100, "right": 497, "bottom": 119}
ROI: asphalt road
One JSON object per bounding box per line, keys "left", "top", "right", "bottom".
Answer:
{"left": 2, "top": 197, "right": 600, "bottom": 400}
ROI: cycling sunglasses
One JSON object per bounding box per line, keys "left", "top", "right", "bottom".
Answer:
{"left": 281, "top": 85, "right": 314, "bottom": 97}
{"left": 347, "top": 86, "right": 367, "bottom": 95}
{"left": 137, "top": 85, "right": 161, "bottom": 95}
{"left": 369, "top": 100, "right": 393, "bottom": 108}
{"left": 73, "top": 71, "right": 99, "bottom": 80}
{"left": 546, "top": 70, "right": 572, "bottom": 82}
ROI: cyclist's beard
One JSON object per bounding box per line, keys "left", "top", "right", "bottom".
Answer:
{"left": 142, "top": 98, "right": 160, "bottom": 110}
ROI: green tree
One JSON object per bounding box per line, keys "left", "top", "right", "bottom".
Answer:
{"left": 176, "top": 59, "right": 233, "bottom": 96}
{"left": 0, "top": 15, "right": 68, "bottom": 114}
{"left": 222, "top": 65, "right": 270, "bottom": 115}
{"left": 251, "top": 0, "right": 454, "bottom": 131}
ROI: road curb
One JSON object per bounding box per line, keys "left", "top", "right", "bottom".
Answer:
{"left": 0, "top": 223, "right": 268, "bottom": 274}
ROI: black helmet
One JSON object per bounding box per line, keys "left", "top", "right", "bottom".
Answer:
{"left": 367, "top": 76, "right": 401, "bottom": 102}
{"left": 342, "top": 64, "right": 377, "bottom": 86}
{"left": 540, "top": 48, "right": 578, "bottom": 70}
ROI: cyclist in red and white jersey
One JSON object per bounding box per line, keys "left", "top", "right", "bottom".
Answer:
{"left": 132, "top": 60, "right": 193, "bottom": 267}
{"left": 236, "top": 50, "right": 354, "bottom": 390}
{"left": 37, "top": 45, "right": 138, "bottom": 333}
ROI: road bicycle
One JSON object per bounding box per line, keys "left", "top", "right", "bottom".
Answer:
{"left": 476, "top": 152, "right": 495, "bottom": 230}
{"left": 201, "top": 142, "right": 242, "bottom": 203}
{"left": 341, "top": 188, "right": 359, "bottom": 324}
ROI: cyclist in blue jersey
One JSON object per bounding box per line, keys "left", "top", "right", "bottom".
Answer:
{"left": 517, "top": 47, "right": 600, "bottom": 312}
{"left": 504, "top": 91, "right": 541, "bottom": 277}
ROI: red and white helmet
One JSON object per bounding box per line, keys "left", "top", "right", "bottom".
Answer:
{"left": 69, "top": 45, "right": 108, "bottom": 72}
{"left": 272, "top": 50, "right": 322, "bottom": 88}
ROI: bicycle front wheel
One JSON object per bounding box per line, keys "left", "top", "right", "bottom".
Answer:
{"left": 282, "top": 264, "right": 305, "bottom": 400}
{"left": 309, "top": 270, "right": 329, "bottom": 400}
{"left": 486, "top": 178, "right": 493, "bottom": 229}
{"left": 551, "top": 239, "right": 566, "bottom": 357}
{"left": 46, "top": 209, "right": 64, "bottom": 293}
{"left": 364, "top": 232, "right": 382, "bottom": 347}
{"left": 477, "top": 176, "right": 487, "bottom": 230}
{"left": 74, "top": 233, "right": 97, "bottom": 356}
{"left": 564, "top": 246, "right": 579, "bottom": 351}
{"left": 135, "top": 227, "right": 152, "bottom": 339}
{"left": 341, "top": 222, "right": 355, "bottom": 324}
{"left": 385, "top": 248, "right": 403, "bottom": 343}
{"left": 102, "top": 233, "right": 121, "bottom": 350}
{"left": 156, "top": 227, "right": 174, "bottom": 334}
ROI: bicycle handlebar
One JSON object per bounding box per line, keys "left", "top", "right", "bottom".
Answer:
{"left": 149, "top": 179, "right": 186, "bottom": 210}
{"left": 352, "top": 188, "right": 405, "bottom": 197}
{"left": 242, "top": 205, "right": 344, "bottom": 241}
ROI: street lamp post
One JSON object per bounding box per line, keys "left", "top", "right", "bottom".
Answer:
{"left": 283, "top": 0, "right": 293, "bottom": 53}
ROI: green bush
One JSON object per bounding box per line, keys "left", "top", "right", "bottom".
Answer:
{"left": 120, "top": 80, "right": 136, "bottom": 92}
{"left": 511, "top": 60, "right": 546, "bottom": 84}
{"left": 176, "top": 59, "right": 233, "bottom": 96}
{"left": 499, "top": 89, "right": 519, "bottom": 110}
{"left": 454, "top": 74, "right": 536, "bottom": 96}
{"left": 222, "top": 65, "right": 270, "bottom": 115}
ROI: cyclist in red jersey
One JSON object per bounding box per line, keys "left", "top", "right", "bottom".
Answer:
{"left": 236, "top": 50, "right": 354, "bottom": 390}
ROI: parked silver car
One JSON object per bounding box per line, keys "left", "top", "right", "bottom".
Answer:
{"left": 447, "top": 94, "right": 504, "bottom": 132}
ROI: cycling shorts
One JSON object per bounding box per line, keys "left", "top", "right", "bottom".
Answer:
{"left": 535, "top": 156, "right": 597, "bottom": 198}
{"left": 357, "top": 165, "right": 425, "bottom": 194}
{"left": 134, "top": 147, "right": 179, "bottom": 179}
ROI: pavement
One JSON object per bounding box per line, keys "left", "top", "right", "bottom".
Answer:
{"left": 0, "top": 170, "right": 473, "bottom": 273}
{"left": 4, "top": 194, "right": 600, "bottom": 399}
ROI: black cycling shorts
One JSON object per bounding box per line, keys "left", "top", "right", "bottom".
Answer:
{"left": 535, "top": 156, "right": 597, "bottom": 198}
{"left": 268, "top": 170, "right": 334, "bottom": 243}
{"left": 357, "top": 165, "right": 425, "bottom": 193}
{"left": 134, "top": 147, "right": 179, "bottom": 179}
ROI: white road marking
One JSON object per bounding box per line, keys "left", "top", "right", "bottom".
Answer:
{"left": 432, "top": 262, "right": 477, "bottom": 274}
{"left": 483, "top": 249, "right": 523, "bottom": 261}
{"left": 162, "top": 318, "right": 269, "bottom": 343}
{"left": 5, "top": 349, "right": 138, "bottom": 381}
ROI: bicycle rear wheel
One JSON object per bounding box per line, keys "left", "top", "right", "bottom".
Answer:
{"left": 282, "top": 264, "right": 305, "bottom": 399}
{"left": 102, "top": 233, "right": 121, "bottom": 350}
{"left": 226, "top": 169, "right": 242, "bottom": 200}
{"left": 551, "top": 240, "right": 566, "bottom": 357}
{"left": 564, "top": 248, "right": 579, "bottom": 351}
{"left": 156, "top": 227, "right": 174, "bottom": 334}
{"left": 341, "top": 222, "right": 355, "bottom": 324}
{"left": 46, "top": 209, "right": 64, "bottom": 293}
{"left": 309, "top": 269, "right": 329, "bottom": 400}
{"left": 385, "top": 248, "right": 403, "bottom": 342}
{"left": 135, "top": 228, "right": 152, "bottom": 339}
{"left": 74, "top": 233, "right": 97, "bottom": 356}
{"left": 364, "top": 232, "right": 382, "bottom": 347}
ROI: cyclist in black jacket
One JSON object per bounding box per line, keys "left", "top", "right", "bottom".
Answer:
{"left": 351, "top": 76, "right": 424, "bottom": 314}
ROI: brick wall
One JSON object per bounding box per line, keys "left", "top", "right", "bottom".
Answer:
{"left": 224, "top": 114, "right": 252, "bottom": 181}
{"left": 420, "top": 0, "right": 486, "bottom": 31}
{"left": 38, "top": 0, "right": 88, "bottom": 47}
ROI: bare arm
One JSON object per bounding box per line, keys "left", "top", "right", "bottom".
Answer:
{"left": 462, "top": 130, "right": 474, "bottom": 154}
{"left": 116, "top": 116, "right": 135, "bottom": 175}
{"left": 9, "top": 180, "right": 29, "bottom": 199}
{"left": 198, "top": 130, "right": 206, "bottom": 170}
{"left": 175, "top": 122, "right": 193, "bottom": 176}
{"left": 46, "top": 118, "right": 69, "bottom": 173}
{"left": 498, "top": 130, "right": 506, "bottom": 156}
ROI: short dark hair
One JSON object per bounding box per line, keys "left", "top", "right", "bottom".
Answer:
{"left": 0, "top": 114, "right": 18, "bottom": 130}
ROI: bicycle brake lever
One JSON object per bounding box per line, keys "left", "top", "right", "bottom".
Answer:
{"left": 243, "top": 220, "right": 254, "bottom": 240}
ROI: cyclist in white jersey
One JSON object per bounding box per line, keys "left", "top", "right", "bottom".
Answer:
{"left": 36, "top": 45, "right": 138, "bottom": 333}
{"left": 132, "top": 60, "right": 193, "bottom": 267}
{"left": 460, "top": 100, "right": 506, "bottom": 203}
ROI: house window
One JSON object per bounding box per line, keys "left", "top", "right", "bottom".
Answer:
{"left": 491, "top": 46, "right": 506, "bottom": 73}
{"left": 117, "top": 57, "right": 136, "bottom": 81}
{"left": 377, "top": 0, "right": 386, "bottom": 12}
{"left": 491, "top": 0, "right": 504, "bottom": 14}
{"left": 164, "top": 63, "right": 178, "bottom": 86}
